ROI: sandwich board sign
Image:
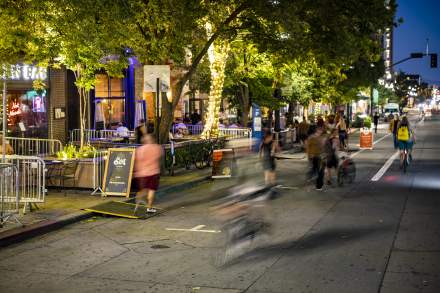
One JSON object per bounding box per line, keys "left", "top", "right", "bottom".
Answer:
{"left": 102, "top": 148, "right": 136, "bottom": 197}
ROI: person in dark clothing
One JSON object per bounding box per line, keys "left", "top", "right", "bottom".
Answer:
{"left": 373, "top": 112, "right": 380, "bottom": 134}
{"left": 259, "top": 130, "right": 279, "bottom": 186}
{"left": 389, "top": 114, "right": 400, "bottom": 149}
{"left": 325, "top": 129, "right": 339, "bottom": 185}
{"left": 135, "top": 119, "right": 147, "bottom": 144}
{"left": 306, "top": 127, "right": 325, "bottom": 190}
{"left": 190, "top": 110, "right": 201, "bottom": 125}
{"left": 183, "top": 113, "right": 191, "bottom": 124}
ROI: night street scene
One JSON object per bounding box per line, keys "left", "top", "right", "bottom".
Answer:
{"left": 1, "top": 0, "right": 440, "bottom": 292}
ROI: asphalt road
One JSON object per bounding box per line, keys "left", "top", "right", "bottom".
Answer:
{"left": 0, "top": 115, "right": 439, "bottom": 293}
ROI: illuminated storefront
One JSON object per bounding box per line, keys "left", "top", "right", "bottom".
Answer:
{"left": 91, "top": 62, "right": 135, "bottom": 130}
{"left": 1, "top": 64, "right": 49, "bottom": 138}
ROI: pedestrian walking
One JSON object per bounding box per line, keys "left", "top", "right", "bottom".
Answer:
{"left": 336, "top": 116, "right": 348, "bottom": 151}
{"left": 134, "top": 134, "right": 162, "bottom": 213}
{"left": 306, "top": 127, "right": 325, "bottom": 190}
{"left": 373, "top": 112, "right": 380, "bottom": 134}
{"left": 389, "top": 114, "right": 400, "bottom": 149}
{"left": 259, "top": 130, "right": 279, "bottom": 186}
{"left": 325, "top": 129, "right": 339, "bottom": 185}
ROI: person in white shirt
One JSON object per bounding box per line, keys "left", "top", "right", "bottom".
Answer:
{"left": 116, "top": 122, "right": 130, "bottom": 142}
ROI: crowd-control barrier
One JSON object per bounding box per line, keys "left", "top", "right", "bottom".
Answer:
{"left": 6, "top": 137, "right": 62, "bottom": 157}
{"left": 0, "top": 163, "right": 20, "bottom": 227}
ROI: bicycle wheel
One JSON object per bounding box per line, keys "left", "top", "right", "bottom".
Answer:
{"left": 403, "top": 153, "right": 408, "bottom": 173}
{"left": 337, "top": 167, "right": 344, "bottom": 186}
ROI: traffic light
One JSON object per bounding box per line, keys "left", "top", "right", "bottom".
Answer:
{"left": 430, "top": 53, "right": 437, "bottom": 68}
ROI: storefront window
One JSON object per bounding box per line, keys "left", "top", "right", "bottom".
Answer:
{"left": 1, "top": 90, "right": 48, "bottom": 138}
{"left": 94, "top": 74, "right": 126, "bottom": 129}
{"left": 95, "top": 99, "right": 125, "bottom": 130}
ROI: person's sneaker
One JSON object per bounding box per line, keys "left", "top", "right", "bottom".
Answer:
{"left": 146, "top": 208, "right": 157, "bottom": 213}
{"left": 316, "top": 187, "right": 323, "bottom": 191}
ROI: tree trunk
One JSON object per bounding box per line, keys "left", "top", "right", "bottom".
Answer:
{"left": 154, "top": 4, "right": 248, "bottom": 143}
{"left": 274, "top": 109, "right": 281, "bottom": 131}
{"left": 287, "top": 101, "right": 294, "bottom": 126}
{"left": 201, "top": 35, "right": 230, "bottom": 139}
{"left": 238, "top": 83, "right": 250, "bottom": 127}
{"left": 158, "top": 96, "right": 173, "bottom": 144}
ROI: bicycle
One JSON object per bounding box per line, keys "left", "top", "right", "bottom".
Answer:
{"left": 401, "top": 147, "right": 410, "bottom": 173}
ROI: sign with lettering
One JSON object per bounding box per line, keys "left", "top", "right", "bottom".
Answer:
{"left": 102, "top": 148, "right": 136, "bottom": 197}
{"left": 1, "top": 64, "right": 47, "bottom": 81}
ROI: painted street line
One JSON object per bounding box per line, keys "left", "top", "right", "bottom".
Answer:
{"left": 350, "top": 133, "right": 391, "bottom": 159}
{"left": 275, "top": 185, "right": 299, "bottom": 190}
{"left": 371, "top": 151, "right": 400, "bottom": 182}
{"left": 166, "top": 225, "right": 221, "bottom": 233}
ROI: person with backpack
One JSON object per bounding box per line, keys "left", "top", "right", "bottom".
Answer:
{"left": 397, "top": 116, "right": 415, "bottom": 167}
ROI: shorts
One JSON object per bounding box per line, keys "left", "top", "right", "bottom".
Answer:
{"left": 326, "top": 154, "right": 338, "bottom": 168}
{"left": 398, "top": 140, "right": 413, "bottom": 151}
{"left": 136, "top": 174, "right": 160, "bottom": 191}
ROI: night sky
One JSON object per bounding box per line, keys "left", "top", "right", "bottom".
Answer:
{"left": 394, "top": 0, "right": 440, "bottom": 84}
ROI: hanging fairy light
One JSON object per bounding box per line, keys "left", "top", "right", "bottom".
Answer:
{"left": 201, "top": 22, "right": 230, "bottom": 139}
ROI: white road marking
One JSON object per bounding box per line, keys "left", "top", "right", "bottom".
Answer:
{"left": 166, "top": 225, "right": 221, "bottom": 233}
{"left": 275, "top": 185, "right": 299, "bottom": 190}
{"left": 371, "top": 151, "right": 400, "bottom": 182}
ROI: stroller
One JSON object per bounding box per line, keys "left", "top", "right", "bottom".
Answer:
{"left": 337, "top": 156, "right": 356, "bottom": 186}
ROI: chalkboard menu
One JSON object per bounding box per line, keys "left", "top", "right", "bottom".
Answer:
{"left": 102, "top": 148, "right": 136, "bottom": 197}
{"left": 212, "top": 149, "right": 235, "bottom": 179}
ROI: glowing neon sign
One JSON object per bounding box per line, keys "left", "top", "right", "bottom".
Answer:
{"left": 1, "top": 64, "right": 47, "bottom": 81}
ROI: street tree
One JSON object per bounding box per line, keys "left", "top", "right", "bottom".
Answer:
{"left": 0, "top": 0, "right": 129, "bottom": 147}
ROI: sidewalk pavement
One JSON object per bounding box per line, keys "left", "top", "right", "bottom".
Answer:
{"left": 0, "top": 167, "right": 212, "bottom": 247}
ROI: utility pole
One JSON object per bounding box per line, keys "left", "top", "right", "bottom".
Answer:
{"left": 155, "top": 78, "right": 160, "bottom": 143}
{"left": 2, "top": 81, "right": 6, "bottom": 162}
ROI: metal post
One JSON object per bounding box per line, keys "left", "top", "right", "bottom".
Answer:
{"left": 2, "top": 81, "right": 6, "bottom": 163}
{"left": 156, "top": 78, "right": 160, "bottom": 143}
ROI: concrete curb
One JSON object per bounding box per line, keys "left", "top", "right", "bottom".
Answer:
{"left": 0, "top": 175, "right": 211, "bottom": 248}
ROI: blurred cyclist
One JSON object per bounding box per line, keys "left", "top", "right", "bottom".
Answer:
{"left": 397, "top": 116, "right": 415, "bottom": 167}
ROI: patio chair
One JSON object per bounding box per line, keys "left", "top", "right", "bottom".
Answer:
{"left": 47, "top": 160, "right": 79, "bottom": 195}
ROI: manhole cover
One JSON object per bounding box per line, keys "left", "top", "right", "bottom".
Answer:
{"left": 150, "top": 244, "right": 170, "bottom": 249}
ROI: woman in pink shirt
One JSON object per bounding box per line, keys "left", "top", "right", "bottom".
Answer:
{"left": 134, "top": 134, "right": 162, "bottom": 213}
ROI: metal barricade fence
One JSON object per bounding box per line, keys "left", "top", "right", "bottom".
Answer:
{"left": 4, "top": 156, "right": 46, "bottom": 213}
{"left": 0, "top": 163, "right": 20, "bottom": 227}
{"left": 275, "top": 128, "right": 296, "bottom": 149}
{"left": 70, "top": 129, "right": 135, "bottom": 144}
{"left": 219, "top": 128, "right": 252, "bottom": 139}
{"left": 70, "top": 129, "right": 100, "bottom": 144}
{"left": 91, "top": 150, "right": 107, "bottom": 195}
{"left": 6, "top": 137, "right": 63, "bottom": 157}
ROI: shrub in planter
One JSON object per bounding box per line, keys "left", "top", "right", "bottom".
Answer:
{"left": 363, "top": 116, "right": 372, "bottom": 129}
